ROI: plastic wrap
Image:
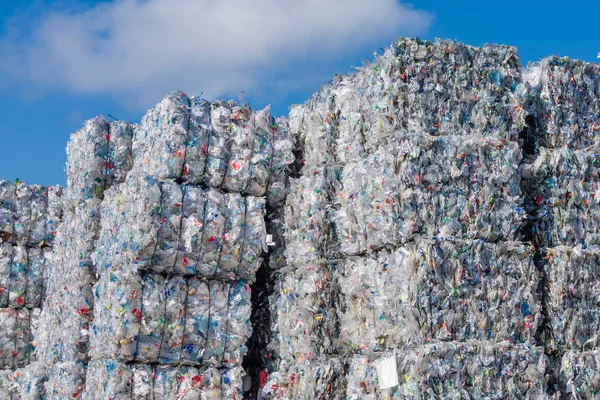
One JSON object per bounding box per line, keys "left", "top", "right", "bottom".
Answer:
{"left": 90, "top": 270, "right": 252, "bottom": 368}
{"left": 94, "top": 174, "right": 266, "bottom": 281}
{"left": 518, "top": 57, "right": 600, "bottom": 149}
{"left": 83, "top": 360, "right": 244, "bottom": 399}
{"left": 545, "top": 245, "right": 600, "bottom": 352}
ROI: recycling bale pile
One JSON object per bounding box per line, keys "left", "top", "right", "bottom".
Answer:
{"left": 0, "top": 180, "right": 63, "bottom": 399}
{"left": 265, "top": 37, "right": 550, "bottom": 399}
{"left": 4, "top": 35, "right": 600, "bottom": 399}
{"left": 76, "top": 91, "right": 292, "bottom": 399}
{"left": 30, "top": 117, "right": 136, "bottom": 400}
{"left": 518, "top": 57, "right": 600, "bottom": 397}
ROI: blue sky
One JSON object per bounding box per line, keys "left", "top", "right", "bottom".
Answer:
{"left": 0, "top": 0, "right": 598, "bottom": 187}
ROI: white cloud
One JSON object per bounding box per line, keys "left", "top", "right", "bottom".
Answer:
{"left": 1, "top": 0, "right": 432, "bottom": 107}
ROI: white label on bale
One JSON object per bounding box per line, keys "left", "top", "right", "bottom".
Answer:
{"left": 266, "top": 234, "right": 275, "bottom": 246}
{"left": 376, "top": 356, "right": 399, "bottom": 389}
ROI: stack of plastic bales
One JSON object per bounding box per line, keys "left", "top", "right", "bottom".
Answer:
{"left": 265, "top": 38, "right": 548, "bottom": 399}
{"left": 81, "top": 91, "right": 293, "bottom": 399}
{"left": 517, "top": 57, "right": 600, "bottom": 397}
{"left": 32, "top": 117, "right": 135, "bottom": 400}
{"left": 0, "top": 180, "right": 63, "bottom": 399}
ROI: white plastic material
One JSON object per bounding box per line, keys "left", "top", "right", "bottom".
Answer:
{"left": 375, "top": 355, "right": 398, "bottom": 389}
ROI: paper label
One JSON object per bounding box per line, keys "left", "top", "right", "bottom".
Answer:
{"left": 376, "top": 356, "right": 399, "bottom": 389}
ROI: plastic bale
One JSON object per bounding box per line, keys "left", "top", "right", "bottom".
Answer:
{"left": 0, "top": 308, "right": 17, "bottom": 369}
{"left": 163, "top": 362, "right": 245, "bottom": 399}
{"left": 204, "top": 101, "right": 233, "bottom": 188}
{"left": 82, "top": 359, "right": 132, "bottom": 400}
{"left": 8, "top": 244, "right": 29, "bottom": 309}
{"left": 92, "top": 174, "right": 162, "bottom": 275}
{"left": 152, "top": 180, "right": 184, "bottom": 271}
{"left": 36, "top": 199, "right": 101, "bottom": 364}
{"left": 545, "top": 245, "right": 600, "bottom": 352}
{"left": 90, "top": 273, "right": 251, "bottom": 368}
{"left": 45, "top": 185, "right": 63, "bottom": 246}
{"left": 104, "top": 121, "right": 134, "bottom": 188}
{"left": 178, "top": 280, "right": 252, "bottom": 368}
{"left": 262, "top": 356, "right": 349, "bottom": 400}
{"left": 0, "top": 180, "right": 15, "bottom": 241}
{"left": 332, "top": 149, "right": 401, "bottom": 255}
{"left": 518, "top": 57, "right": 600, "bottom": 149}
{"left": 524, "top": 147, "right": 600, "bottom": 248}
{"left": 25, "top": 247, "right": 45, "bottom": 309}
{"left": 0, "top": 243, "right": 11, "bottom": 307}
{"left": 44, "top": 361, "right": 87, "bottom": 400}
{"left": 203, "top": 280, "right": 252, "bottom": 368}
{"left": 65, "top": 117, "right": 110, "bottom": 200}
{"left": 345, "top": 341, "right": 548, "bottom": 399}
{"left": 135, "top": 274, "right": 186, "bottom": 364}
{"left": 13, "top": 183, "right": 32, "bottom": 244}
{"left": 182, "top": 97, "right": 211, "bottom": 185}
{"left": 267, "top": 116, "right": 295, "bottom": 207}
{"left": 375, "top": 39, "right": 521, "bottom": 141}
{"left": 248, "top": 107, "right": 275, "bottom": 198}
{"left": 559, "top": 350, "right": 600, "bottom": 398}
{"left": 180, "top": 188, "right": 265, "bottom": 280}
{"left": 84, "top": 360, "right": 244, "bottom": 400}
{"left": 0, "top": 308, "right": 32, "bottom": 370}
{"left": 336, "top": 240, "right": 540, "bottom": 353}
{"left": 88, "top": 268, "right": 142, "bottom": 362}
{"left": 283, "top": 169, "right": 337, "bottom": 266}
{"left": 28, "top": 185, "right": 47, "bottom": 247}
{"left": 294, "top": 39, "right": 523, "bottom": 166}
{"left": 332, "top": 134, "right": 523, "bottom": 255}
{"left": 7, "top": 363, "right": 45, "bottom": 400}
{"left": 270, "top": 262, "right": 340, "bottom": 361}
{"left": 221, "top": 104, "right": 255, "bottom": 194}
{"left": 6, "top": 246, "right": 48, "bottom": 310}
{"left": 132, "top": 91, "right": 191, "bottom": 182}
